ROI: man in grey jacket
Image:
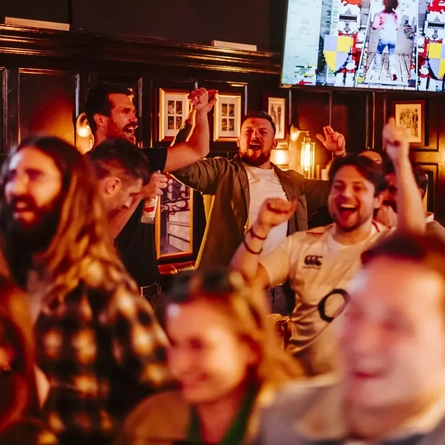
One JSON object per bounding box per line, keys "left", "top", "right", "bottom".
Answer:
{"left": 257, "top": 233, "right": 445, "bottom": 445}
{"left": 173, "top": 112, "right": 344, "bottom": 313}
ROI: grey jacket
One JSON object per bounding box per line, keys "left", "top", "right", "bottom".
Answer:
{"left": 173, "top": 156, "right": 329, "bottom": 271}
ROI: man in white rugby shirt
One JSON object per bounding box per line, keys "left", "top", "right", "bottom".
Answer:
{"left": 257, "top": 234, "right": 445, "bottom": 445}
{"left": 230, "top": 118, "right": 425, "bottom": 375}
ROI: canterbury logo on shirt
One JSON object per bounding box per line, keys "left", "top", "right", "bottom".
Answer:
{"left": 304, "top": 255, "right": 323, "bottom": 267}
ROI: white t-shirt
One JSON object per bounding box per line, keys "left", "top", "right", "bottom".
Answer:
{"left": 27, "top": 270, "right": 48, "bottom": 325}
{"left": 244, "top": 163, "right": 288, "bottom": 256}
{"left": 260, "top": 222, "right": 391, "bottom": 374}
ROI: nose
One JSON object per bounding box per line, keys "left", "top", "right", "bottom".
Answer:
{"left": 348, "top": 321, "right": 381, "bottom": 356}
{"left": 130, "top": 113, "right": 138, "bottom": 125}
{"left": 251, "top": 128, "right": 261, "bottom": 138}
{"left": 340, "top": 186, "right": 354, "bottom": 200}
{"left": 168, "top": 348, "right": 194, "bottom": 378}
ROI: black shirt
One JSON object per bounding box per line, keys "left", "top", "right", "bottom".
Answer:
{"left": 115, "top": 147, "right": 168, "bottom": 287}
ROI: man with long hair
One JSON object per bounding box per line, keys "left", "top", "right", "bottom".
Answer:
{"left": 0, "top": 136, "right": 171, "bottom": 444}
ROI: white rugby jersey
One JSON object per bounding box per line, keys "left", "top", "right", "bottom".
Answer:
{"left": 260, "top": 222, "right": 391, "bottom": 374}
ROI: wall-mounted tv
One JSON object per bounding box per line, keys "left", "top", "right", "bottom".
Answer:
{"left": 281, "top": 0, "right": 445, "bottom": 92}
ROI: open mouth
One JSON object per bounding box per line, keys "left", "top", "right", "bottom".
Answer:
{"left": 249, "top": 142, "right": 262, "bottom": 150}
{"left": 338, "top": 203, "right": 357, "bottom": 217}
{"left": 124, "top": 126, "right": 137, "bottom": 139}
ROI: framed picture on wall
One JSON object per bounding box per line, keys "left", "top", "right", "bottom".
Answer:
{"left": 392, "top": 100, "right": 425, "bottom": 147}
{"left": 155, "top": 175, "right": 194, "bottom": 260}
{"left": 267, "top": 96, "right": 287, "bottom": 140}
{"left": 214, "top": 93, "right": 242, "bottom": 141}
{"left": 159, "top": 89, "right": 190, "bottom": 141}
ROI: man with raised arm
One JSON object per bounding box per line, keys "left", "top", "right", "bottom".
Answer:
{"left": 230, "top": 118, "right": 425, "bottom": 375}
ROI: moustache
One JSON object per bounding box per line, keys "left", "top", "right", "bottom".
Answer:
{"left": 8, "top": 196, "right": 38, "bottom": 212}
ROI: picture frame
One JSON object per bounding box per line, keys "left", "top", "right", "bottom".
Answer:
{"left": 267, "top": 97, "right": 287, "bottom": 140}
{"left": 155, "top": 175, "right": 194, "bottom": 260}
{"left": 159, "top": 89, "right": 190, "bottom": 141}
{"left": 213, "top": 93, "right": 242, "bottom": 141}
{"left": 392, "top": 100, "right": 425, "bottom": 147}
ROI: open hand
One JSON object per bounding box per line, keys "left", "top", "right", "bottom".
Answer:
{"left": 188, "top": 88, "right": 217, "bottom": 114}
{"left": 316, "top": 126, "right": 346, "bottom": 156}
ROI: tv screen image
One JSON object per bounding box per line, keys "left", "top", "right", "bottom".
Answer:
{"left": 281, "top": 0, "right": 445, "bottom": 91}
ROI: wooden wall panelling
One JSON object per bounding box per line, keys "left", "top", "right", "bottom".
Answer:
{"left": 4, "top": 68, "right": 19, "bottom": 152}
{"left": 0, "top": 67, "right": 4, "bottom": 154}
{"left": 331, "top": 91, "right": 369, "bottom": 154}
{"left": 417, "top": 163, "right": 439, "bottom": 215}
{"left": 291, "top": 89, "right": 331, "bottom": 168}
{"left": 18, "top": 68, "right": 77, "bottom": 144}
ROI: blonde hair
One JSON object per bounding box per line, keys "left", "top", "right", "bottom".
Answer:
{"left": 166, "top": 270, "right": 302, "bottom": 387}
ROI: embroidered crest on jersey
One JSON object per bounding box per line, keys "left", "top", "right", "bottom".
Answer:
{"left": 304, "top": 255, "right": 323, "bottom": 268}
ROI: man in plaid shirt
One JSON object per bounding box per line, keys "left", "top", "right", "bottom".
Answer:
{"left": 0, "top": 136, "right": 173, "bottom": 444}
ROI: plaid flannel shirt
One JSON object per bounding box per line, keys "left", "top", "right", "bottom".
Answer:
{"left": 35, "top": 280, "right": 172, "bottom": 441}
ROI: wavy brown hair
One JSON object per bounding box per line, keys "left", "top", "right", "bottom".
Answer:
{"left": 166, "top": 270, "right": 302, "bottom": 387}
{"left": 0, "top": 136, "right": 137, "bottom": 297}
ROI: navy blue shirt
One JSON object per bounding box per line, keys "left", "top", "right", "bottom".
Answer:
{"left": 115, "top": 147, "right": 168, "bottom": 287}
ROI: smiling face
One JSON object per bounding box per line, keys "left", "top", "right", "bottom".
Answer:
{"left": 237, "top": 117, "right": 277, "bottom": 168}
{"left": 4, "top": 147, "right": 62, "bottom": 230}
{"left": 328, "top": 165, "right": 382, "bottom": 233}
{"left": 97, "top": 93, "right": 138, "bottom": 144}
{"left": 341, "top": 257, "right": 445, "bottom": 410}
{"left": 166, "top": 299, "right": 257, "bottom": 404}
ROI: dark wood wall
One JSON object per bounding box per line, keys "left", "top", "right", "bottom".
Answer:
{"left": 1, "top": 25, "right": 445, "bottom": 264}
{"left": 0, "top": 0, "right": 288, "bottom": 52}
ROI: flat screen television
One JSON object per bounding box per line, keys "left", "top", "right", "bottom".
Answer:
{"left": 281, "top": 0, "right": 445, "bottom": 92}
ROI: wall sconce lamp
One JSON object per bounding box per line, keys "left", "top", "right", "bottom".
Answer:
{"left": 300, "top": 135, "right": 315, "bottom": 179}
{"left": 290, "top": 125, "right": 315, "bottom": 179}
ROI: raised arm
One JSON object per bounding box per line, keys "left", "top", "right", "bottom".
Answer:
{"left": 230, "top": 198, "right": 296, "bottom": 287}
{"left": 383, "top": 117, "right": 425, "bottom": 234}
{"left": 163, "top": 88, "right": 217, "bottom": 172}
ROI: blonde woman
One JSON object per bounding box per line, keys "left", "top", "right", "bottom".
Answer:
{"left": 115, "top": 270, "right": 302, "bottom": 445}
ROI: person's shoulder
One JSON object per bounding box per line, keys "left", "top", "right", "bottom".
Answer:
{"left": 120, "top": 390, "right": 189, "bottom": 442}
{"left": 259, "top": 375, "right": 344, "bottom": 443}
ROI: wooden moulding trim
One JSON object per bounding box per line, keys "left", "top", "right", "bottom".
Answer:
{"left": 0, "top": 25, "right": 281, "bottom": 75}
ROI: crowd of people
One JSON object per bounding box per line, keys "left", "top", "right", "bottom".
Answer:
{"left": 0, "top": 83, "right": 444, "bottom": 445}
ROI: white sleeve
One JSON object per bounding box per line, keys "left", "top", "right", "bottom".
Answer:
{"left": 259, "top": 236, "right": 295, "bottom": 287}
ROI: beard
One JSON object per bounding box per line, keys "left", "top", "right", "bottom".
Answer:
{"left": 1, "top": 196, "right": 61, "bottom": 285}
{"left": 239, "top": 150, "right": 271, "bottom": 167}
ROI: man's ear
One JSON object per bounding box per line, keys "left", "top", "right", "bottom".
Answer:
{"left": 272, "top": 138, "right": 278, "bottom": 150}
{"left": 94, "top": 113, "right": 106, "bottom": 129}
{"left": 104, "top": 177, "right": 121, "bottom": 196}
{"left": 236, "top": 137, "right": 240, "bottom": 149}
{"left": 419, "top": 188, "right": 426, "bottom": 200}
{"left": 375, "top": 192, "right": 384, "bottom": 209}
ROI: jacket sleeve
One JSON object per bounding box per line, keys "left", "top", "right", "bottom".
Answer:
{"left": 301, "top": 179, "right": 330, "bottom": 220}
{"left": 171, "top": 157, "right": 227, "bottom": 195}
